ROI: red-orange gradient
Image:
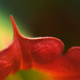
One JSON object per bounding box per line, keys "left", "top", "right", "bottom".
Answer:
{"left": 0, "top": 16, "right": 80, "bottom": 80}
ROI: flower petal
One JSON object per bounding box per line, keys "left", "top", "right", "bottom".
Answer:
{"left": 1, "top": 16, "right": 80, "bottom": 80}
{"left": 0, "top": 41, "right": 21, "bottom": 79}
{"left": 28, "top": 37, "right": 65, "bottom": 75}
{"left": 10, "top": 15, "right": 32, "bottom": 70}
{"left": 65, "top": 47, "right": 80, "bottom": 74}
{"left": 30, "top": 37, "right": 64, "bottom": 64}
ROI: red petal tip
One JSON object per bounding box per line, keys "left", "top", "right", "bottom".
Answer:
{"left": 10, "top": 15, "right": 20, "bottom": 36}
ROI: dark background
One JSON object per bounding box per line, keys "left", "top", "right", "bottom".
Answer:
{"left": 0, "top": 0, "right": 80, "bottom": 51}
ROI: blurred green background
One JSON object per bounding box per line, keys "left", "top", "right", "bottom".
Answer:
{"left": 0, "top": 0, "right": 80, "bottom": 80}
